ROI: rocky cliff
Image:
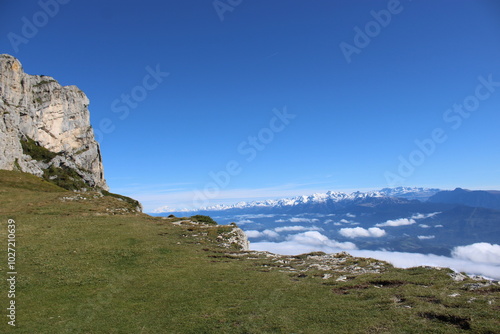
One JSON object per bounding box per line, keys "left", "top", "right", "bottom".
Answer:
{"left": 0, "top": 54, "right": 108, "bottom": 190}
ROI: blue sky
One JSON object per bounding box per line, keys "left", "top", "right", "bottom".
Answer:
{"left": 1, "top": 0, "right": 500, "bottom": 212}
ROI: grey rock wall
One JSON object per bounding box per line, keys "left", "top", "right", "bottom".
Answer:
{"left": 0, "top": 54, "right": 108, "bottom": 190}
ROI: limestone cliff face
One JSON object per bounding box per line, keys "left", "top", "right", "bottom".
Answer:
{"left": 0, "top": 54, "right": 108, "bottom": 190}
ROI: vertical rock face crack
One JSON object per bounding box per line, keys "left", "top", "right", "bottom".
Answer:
{"left": 0, "top": 54, "right": 108, "bottom": 190}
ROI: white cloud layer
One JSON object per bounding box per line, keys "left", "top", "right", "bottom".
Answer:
{"left": 417, "top": 235, "right": 435, "bottom": 240}
{"left": 349, "top": 250, "right": 500, "bottom": 280}
{"left": 236, "top": 214, "right": 277, "bottom": 219}
{"left": 411, "top": 212, "right": 440, "bottom": 219}
{"left": 151, "top": 205, "right": 174, "bottom": 214}
{"left": 245, "top": 229, "right": 279, "bottom": 239}
{"left": 235, "top": 219, "right": 254, "bottom": 225}
{"left": 289, "top": 217, "right": 319, "bottom": 223}
{"left": 252, "top": 231, "right": 357, "bottom": 254}
{"left": 376, "top": 218, "right": 416, "bottom": 227}
{"left": 287, "top": 231, "right": 356, "bottom": 249}
{"left": 274, "top": 225, "right": 322, "bottom": 233}
{"left": 244, "top": 225, "right": 323, "bottom": 239}
{"left": 452, "top": 243, "right": 500, "bottom": 265}
{"left": 373, "top": 212, "right": 441, "bottom": 228}
{"left": 339, "top": 227, "right": 386, "bottom": 238}
{"left": 250, "top": 237, "right": 500, "bottom": 279}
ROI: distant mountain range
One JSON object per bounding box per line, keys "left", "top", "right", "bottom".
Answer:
{"left": 156, "top": 187, "right": 500, "bottom": 257}
{"left": 428, "top": 188, "right": 500, "bottom": 211}
{"left": 163, "top": 187, "right": 500, "bottom": 214}
{"left": 158, "top": 187, "right": 439, "bottom": 213}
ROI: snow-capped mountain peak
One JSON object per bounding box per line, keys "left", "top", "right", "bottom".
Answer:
{"left": 184, "top": 187, "right": 441, "bottom": 212}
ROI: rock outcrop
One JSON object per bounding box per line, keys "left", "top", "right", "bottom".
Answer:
{"left": 218, "top": 227, "right": 250, "bottom": 251}
{"left": 0, "top": 54, "right": 107, "bottom": 190}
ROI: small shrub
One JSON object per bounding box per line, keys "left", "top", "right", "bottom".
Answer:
{"left": 13, "top": 158, "right": 21, "bottom": 171}
{"left": 102, "top": 190, "right": 141, "bottom": 209}
{"left": 42, "top": 165, "right": 87, "bottom": 191}
{"left": 191, "top": 215, "right": 217, "bottom": 225}
{"left": 74, "top": 147, "right": 90, "bottom": 155}
{"left": 20, "top": 137, "right": 58, "bottom": 163}
{"left": 294, "top": 252, "right": 327, "bottom": 260}
{"left": 33, "top": 79, "right": 56, "bottom": 87}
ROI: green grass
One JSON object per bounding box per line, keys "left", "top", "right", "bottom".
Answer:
{"left": 0, "top": 170, "right": 499, "bottom": 333}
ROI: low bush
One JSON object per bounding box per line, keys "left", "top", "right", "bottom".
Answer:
{"left": 191, "top": 215, "right": 217, "bottom": 225}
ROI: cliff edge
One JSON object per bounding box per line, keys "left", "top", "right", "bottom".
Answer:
{"left": 0, "top": 54, "right": 107, "bottom": 190}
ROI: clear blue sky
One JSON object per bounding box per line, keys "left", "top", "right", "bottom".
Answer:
{"left": 1, "top": 0, "right": 500, "bottom": 212}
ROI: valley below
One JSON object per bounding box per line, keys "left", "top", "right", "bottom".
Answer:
{"left": 158, "top": 188, "right": 500, "bottom": 280}
{"left": 2, "top": 171, "right": 500, "bottom": 333}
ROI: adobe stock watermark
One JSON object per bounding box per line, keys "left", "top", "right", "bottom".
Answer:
{"left": 192, "top": 106, "right": 296, "bottom": 208}
{"left": 7, "top": 0, "right": 71, "bottom": 53}
{"left": 339, "top": 0, "right": 408, "bottom": 64}
{"left": 385, "top": 74, "right": 500, "bottom": 187}
{"left": 93, "top": 64, "right": 169, "bottom": 143}
{"left": 6, "top": 219, "right": 17, "bottom": 327}
{"left": 213, "top": 0, "right": 242, "bottom": 21}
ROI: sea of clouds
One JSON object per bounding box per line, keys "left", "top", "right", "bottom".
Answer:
{"left": 222, "top": 212, "right": 500, "bottom": 279}
{"left": 249, "top": 230, "right": 500, "bottom": 279}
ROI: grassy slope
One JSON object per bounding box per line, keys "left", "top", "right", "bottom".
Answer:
{"left": 0, "top": 170, "right": 499, "bottom": 333}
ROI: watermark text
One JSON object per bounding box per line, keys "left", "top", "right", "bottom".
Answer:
{"left": 6, "top": 219, "right": 17, "bottom": 327}
{"left": 193, "top": 106, "right": 295, "bottom": 208}
{"left": 340, "top": 0, "right": 406, "bottom": 64}
{"left": 385, "top": 74, "right": 500, "bottom": 186}
{"left": 94, "top": 64, "right": 169, "bottom": 143}
{"left": 8, "top": 0, "right": 71, "bottom": 53}
{"left": 213, "top": 0, "right": 243, "bottom": 21}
